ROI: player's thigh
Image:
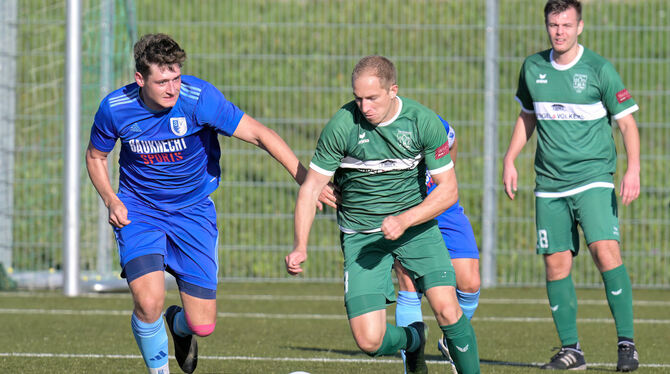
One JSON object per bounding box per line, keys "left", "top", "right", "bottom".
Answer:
{"left": 341, "top": 231, "right": 396, "bottom": 319}
{"left": 451, "top": 258, "right": 480, "bottom": 292}
{"left": 396, "top": 221, "right": 456, "bottom": 293}
{"left": 574, "top": 188, "right": 620, "bottom": 245}
{"left": 166, "top": 198, "right": 219, "bottom": 299}
{"left": 440, "top": 207, "right": 480, "bottom": 260}
{"left": 349, "top": 309, "right": 388, "bottom": 351}
{"left": 424, "top": 285, "right": 461, "bottom": 325}
{"left": 394, "top": 259, "right": 417, "bottom": 292}
{"left": 114, "top": 199, "right": 170, "bottom": 286}
{"left": 180, "top": 292, "right": 217, "bottom": 325}
{"left": 536, "top": 195, "right": 580, "bottom": 255}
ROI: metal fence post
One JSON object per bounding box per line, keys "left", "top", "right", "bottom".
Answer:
{"left": 64, "top": 0, "right": 82, "bottom": 296}
{"left": 0, "top": 0, "right": 17, "bottom": 272}
{"left": 482, "top": 0, "right": 499, "bottom": 288}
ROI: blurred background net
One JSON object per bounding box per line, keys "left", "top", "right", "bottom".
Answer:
{"left": 1, "top": 0, "right": 668, "bottom": 287}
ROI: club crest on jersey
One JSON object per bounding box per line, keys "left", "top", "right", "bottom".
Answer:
{"left": 573, "top": 74, "right": 587, "bottom": 93}
{"left": 170, "top": 117, "right": 187, "bottom": 136}
{"left": 396, "top": 130, "right": 413, "bottom": 149}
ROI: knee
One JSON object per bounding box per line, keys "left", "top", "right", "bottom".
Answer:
{"left": 188, "top": 321, "right": 216, "bottom": 337}
{"left": 354, "top": 333, "right": 384, "bottom": 355}
{"left": 458, "top": 278, "right": 481, "bottom": 293}
{"left": 435, "top": 304, "right": 462, "bottom": 325}
{"left": 133, "top": 296, "right": 164, "bottom": 322}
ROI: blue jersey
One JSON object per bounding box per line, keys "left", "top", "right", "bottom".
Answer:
{"left": 426, "top": 117, "right": 479, "bottom": 258}
{"left": 90, "top": 75, "right": 244, "bottom": 210}
{"left": 426, "top": 116, "right": 458, "bottom": 213}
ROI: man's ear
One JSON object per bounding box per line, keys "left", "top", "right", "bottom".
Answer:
{"left": 135, "top": 71, "right": 145, "bottom": 87}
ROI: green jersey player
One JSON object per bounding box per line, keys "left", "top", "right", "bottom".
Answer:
{"left": 285, "top": 55, "right": 480, "bottom": 374}
{"left": 502, "top": 0, "right": 640, "bottom": 371}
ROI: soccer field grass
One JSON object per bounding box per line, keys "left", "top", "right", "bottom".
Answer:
{"left": 0, "top": 282, "right": 668, "bottom": 373}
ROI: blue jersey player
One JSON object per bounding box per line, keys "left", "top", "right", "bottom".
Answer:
{"left": 394, "top": 117, "right": 481, "bottom": 373}
{"left": 86, "top": 34, "right": 335, "bottom": 374}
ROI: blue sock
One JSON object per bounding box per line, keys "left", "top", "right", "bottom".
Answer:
{"left": 131, "top": 313, "right": 169, "bottom": 370}
{"left": 396, "top": 291, "right": 423, "bottom": 327}
{"left": 396, "top": 291, "right": 422, "bottom": 374}
{"left": 456, "top": 289, "right": 480, "bottom": 320}
{"left": 172, "top": 308, "right": 194, "bottom": 337}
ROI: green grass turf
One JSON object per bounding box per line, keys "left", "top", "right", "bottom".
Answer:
{"left": 0, "top": 282, "right": 668, "bottom": 373}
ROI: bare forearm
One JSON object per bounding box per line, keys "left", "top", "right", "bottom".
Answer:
{"left": 619, "top": 118, "right": 640, "bottom": 173}
{"left": 396, "top": 169, "right": 458, "bottom": 227}
{"left": 85, "top": 152, "right": 118, "bottom": 207}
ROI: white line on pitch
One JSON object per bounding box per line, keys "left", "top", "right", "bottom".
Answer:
{"left": 0, "top": 308, "right": 668, "bottom": 325}
{"left": 2, "top": 291, "right": 670, "bottom": 307}
{"left": 1, "top": 352, "right": 669, "bottom": 369}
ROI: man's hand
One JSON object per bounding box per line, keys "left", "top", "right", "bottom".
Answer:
{"left": 381, "top": 215, "right": 409, "bottom": 241}
{"left": 108, "top": 199, "right": 131, "bottom": 228}
{"left": 502, "top": 161, "right": 518, "bottom": 200}
{"left": 285, "top": 248, "right": 307, "bottom": 275}
{"left": 620, "top": 169, "right": 640, "bottom": 206}
{"left": 316, "top": 182, "right": 340, "bottom": 210}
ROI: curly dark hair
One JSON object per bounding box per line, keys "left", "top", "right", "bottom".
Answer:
{"left": 544, "top": 0, "right": 582, "bottom": 24}
{"left": 133, "top": 33, "right": 187, "bottom": 77}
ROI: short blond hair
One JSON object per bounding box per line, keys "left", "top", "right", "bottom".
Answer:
{"left": 351, "top": 55, "right": 397, "bottom": 89}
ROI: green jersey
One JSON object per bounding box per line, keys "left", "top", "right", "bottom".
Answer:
{"left": 310, "top": 97, "right": 453, "bottom": 232}
{"left": 515, "top": 45, "right": 638, "bottom": 193}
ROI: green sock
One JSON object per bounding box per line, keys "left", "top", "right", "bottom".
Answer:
{"left": 546, "top": 274, "right": 579, "bottom": 346}
{"left": 441, "top": 314, "right": 481, "bottom": 374}
{"left": 368, "top": 323, "right": 412, "bottom": 357}
{"left": 602, "top": 265, "right": 634, "bottom": 339}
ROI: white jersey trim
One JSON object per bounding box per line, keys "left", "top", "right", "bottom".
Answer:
{"left": 535, "top": 181, "right": 615, "bottom": 198}
{"left": 428, "top": 161, "right": 454, "bottom": 176}
{"left": 309, "top": 162, "right": 336, "bottom": 177}
{"left": 376, "top": 97, "right": 403, "bottom": 127}
{"left": 339, "top": 226, "right": 382, "bottom": 234}
{"left": 550, "top": 44, "right": 584, "bottom": 71}
{"left": 339, "top": 154, "right": 424, "bottom": 172}
{"left": 613, "top": 104, "right": 639, "bottom": 120}
{"left": 533, "top": 101, "right": 607, "bottom": 121}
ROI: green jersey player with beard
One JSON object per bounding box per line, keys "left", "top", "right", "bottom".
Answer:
{"left": 285, "top": 55, "right": 481, "bottom": 374}
{"left": 503, "top": 0, "right": 640, "bottom": 371}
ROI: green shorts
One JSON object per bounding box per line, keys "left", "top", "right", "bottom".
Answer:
{"left": 535, "top": 187, "right": 619, "bottom": 255}
{"left": 340, "top": 220, "right": 456, "bottom": 319}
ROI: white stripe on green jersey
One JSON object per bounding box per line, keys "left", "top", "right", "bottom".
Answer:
{"left": 515, "top": 44, "right": 638, "bottom": 193}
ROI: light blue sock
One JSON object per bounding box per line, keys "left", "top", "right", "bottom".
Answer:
{"left": 456, "top": 289, "right": 480, "bottom": 320}
{"left": 131, "top": 313, "right": 169, "bottom": 370}
{"left": 396, "top": 291, "right": 422, "bottom": 374}
{"left": 172, "top": 308, "right": 194, "bottom": 337}
{"left": 396, "top": 291, "right": 423, "bottom": 327}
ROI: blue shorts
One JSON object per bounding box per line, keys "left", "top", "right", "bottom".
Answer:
{"left": 435, "top": 204, "right": 480, "bottom": 259}
{"left": 114, "top": 194, "right": 219, "bottom": 298}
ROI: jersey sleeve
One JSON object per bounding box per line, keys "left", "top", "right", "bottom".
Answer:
{"left": 514, "top": 60, "right": 535, "bottom": 113}
{"left": 420, "top": 112, "right": 453, "bottom": 175}
{"left": 437, "top": 115, "right": 456, "bottom": 148}
{"left": 90, "top": 101, "right": 118, "bottom": 152}
{"left": 195, "top": 82, "right": 245, "bottom": 136}
{"left": 598, "top": 61, "right": 639, "bottom": 120}
{"left": 310, "top": 111, "right": 348, "bottom": 176}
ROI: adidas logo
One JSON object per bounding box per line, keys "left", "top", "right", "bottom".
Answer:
{"left": 149, "top": 350, "right": 167, "bottom": 361}
{"left": 550, "top": 304, "right": 559, "bottom": 312}
{"left": 456, "top": 344, "right": 469, "bottom": 353}
{"left": 611, "top": 288, "right": 623, "bottom": 296}
{"left": 130, "top": 123, "right": 142, "bottom": 132}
